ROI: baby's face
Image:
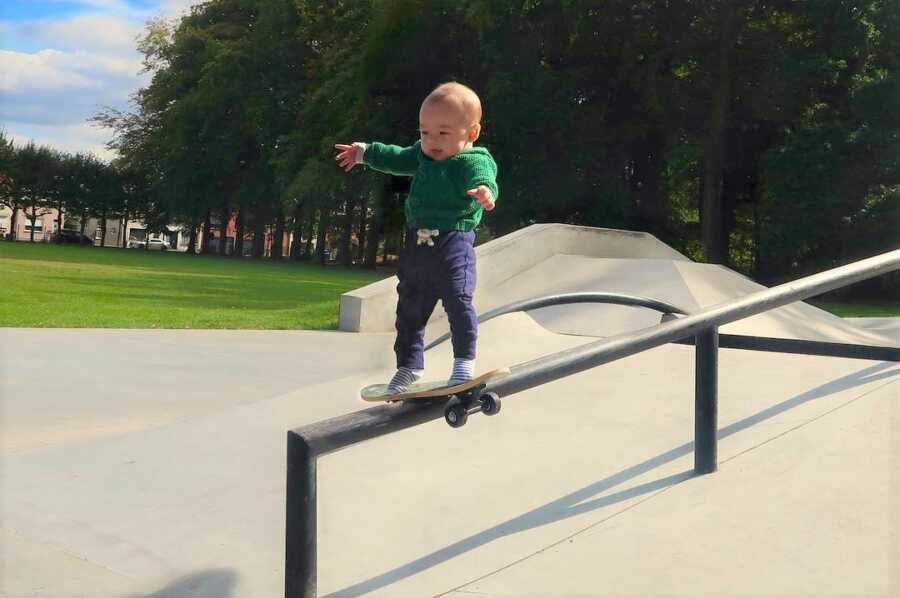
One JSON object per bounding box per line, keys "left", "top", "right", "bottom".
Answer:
{"left": 418, "top": 100, "right": 477, "bottom": 161}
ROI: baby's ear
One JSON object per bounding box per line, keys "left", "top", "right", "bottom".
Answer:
{"left": 468, "top": 123, "right": 482, "bottom": 142}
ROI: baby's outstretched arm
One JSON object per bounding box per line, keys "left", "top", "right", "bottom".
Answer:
{"left": 467, "top": 185, "right": 496, "bottom": 211}
{"left": 338, "top": 141, "right": 420, "bottom": 176}
{"left": 334, "top": 142, "right": 366, "bottom": 172}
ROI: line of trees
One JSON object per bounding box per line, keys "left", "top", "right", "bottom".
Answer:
{"left": 4, "top": 1, "right": 899, "bottom": 294}
{"left": 0, "top": 133, "right": 130, "bottom": 245}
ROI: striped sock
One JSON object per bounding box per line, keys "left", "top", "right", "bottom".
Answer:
{"left": 448, "top": 358, "right": 475, "bottom": 386}
{"left": 387, "top": 367, "right": 423, "bottom": 394}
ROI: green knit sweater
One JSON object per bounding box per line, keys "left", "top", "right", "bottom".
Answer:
{"left": 362, "top": 140, "right": 499, "bottom": 231}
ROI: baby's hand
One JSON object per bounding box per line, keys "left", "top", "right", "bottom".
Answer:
{"left": 334, "top": 142, "right": 365, "bottom": 172}
{"left": 467, "top": 185, "right": 495, "bottom": 211}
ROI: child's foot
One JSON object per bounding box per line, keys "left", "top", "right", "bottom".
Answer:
{"left": 387, "top": 367, "right": 424, "bottom": 394}
{"left": 447, "top": 358, "right": 475, "bottom": 387}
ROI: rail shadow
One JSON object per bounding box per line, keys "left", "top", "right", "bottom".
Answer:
{"left": 326, "top": 361, "right": 899, "bottom": 597}
{"left": 134, "top": 568, "right": 238, "bottom": 598}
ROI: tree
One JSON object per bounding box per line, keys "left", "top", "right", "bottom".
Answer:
{"left": 11, "top": 143, "right": 57, "bottom": 242}
{"left": 754, "top": 0, "right": 900, "bottom": 281}
{"left": 0, "top": 131, "right": 19, "bottom": 239}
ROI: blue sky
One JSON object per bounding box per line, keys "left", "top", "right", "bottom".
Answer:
{"left": 1, "top": 1, "right": 198, "bottom": 160}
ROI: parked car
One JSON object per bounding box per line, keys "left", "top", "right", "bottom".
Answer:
{"left": 54, "top": 229, "right": 94, "bottom": 246}
{"left": 129, "top": 238, "right": 171, "bottom": 251}
{"left": 145, "top": 238, "right": 170, "bottom": 251}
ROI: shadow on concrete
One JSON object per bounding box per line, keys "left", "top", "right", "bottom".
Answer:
{"left": 326, "top": 361, "right": 899, "bottom": 597}
{"left": 134, "top": 568, "right": 238, "bottom": 598}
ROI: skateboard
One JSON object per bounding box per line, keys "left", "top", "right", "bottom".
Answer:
{"left": 360, "top": 367, "right": 511, "bottom": 428}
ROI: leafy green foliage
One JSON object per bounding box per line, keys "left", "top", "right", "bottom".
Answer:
{"left": 3, "top": 0, "right": 897, "bottom": 298}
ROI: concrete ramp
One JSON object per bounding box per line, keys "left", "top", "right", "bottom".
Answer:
{"left": 492, "top": 254, "right": 895, "bottom": 346}
{"left": 342, "top": 224, "right": 896, "bottom": 348}
{"left": 339, "top": 224, "right": 689, "bottom": 333}
{"left": 482, "top": 255, "right": 699, "bottom": 338}
{"left": 673, "top": 261, "right": 898, "bottom": 346}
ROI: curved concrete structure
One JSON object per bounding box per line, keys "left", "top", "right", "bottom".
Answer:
{"left": 342, "top": 223, "right": 896, "bottom": 348}
{"left": 338, "top": 224, "right": 690, "bottom": 333}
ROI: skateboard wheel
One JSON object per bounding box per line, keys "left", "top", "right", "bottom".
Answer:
{"left": 445, "top": 403, "right": 468, "bottom": 428}
{"left": 480, "top": 392, "right": 501, "bottom": 416}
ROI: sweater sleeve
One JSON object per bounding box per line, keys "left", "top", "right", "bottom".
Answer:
{"left": 453, "top": 152, "right": 499, "bottom": 203}
{"left": 362, "top": 141, "right": 421, "bottom": 176}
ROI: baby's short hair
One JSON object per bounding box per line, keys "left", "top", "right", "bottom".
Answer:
{"left": 423, "top": 82, "right": 482, "bottom": 125}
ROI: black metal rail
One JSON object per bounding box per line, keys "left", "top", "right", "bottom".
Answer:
{"left": 286, "top": 247, "right": 900, "bottom": 597}
{"left": 674, "top": 334, "right": 899, "bottom": 362}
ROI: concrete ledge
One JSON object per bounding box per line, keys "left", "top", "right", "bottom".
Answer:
{"left": 338, "top": 224, "right": 689, "bottom": 332}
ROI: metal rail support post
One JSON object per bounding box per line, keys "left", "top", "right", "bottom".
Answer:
{"left": 694, "top": 327, "right": 719, "bottom": 474}
{"left": 285, "top": 433, "right": 316, "bottom": 598}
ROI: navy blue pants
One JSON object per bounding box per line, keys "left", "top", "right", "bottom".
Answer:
{"left": 395, "top": 228, "right": 477, "bottom": 370}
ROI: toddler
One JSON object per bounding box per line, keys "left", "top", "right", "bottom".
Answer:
{"left": 335, "top": 82, "right": 498, "bottom": 393}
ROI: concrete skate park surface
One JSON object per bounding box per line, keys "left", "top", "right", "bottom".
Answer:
{"left": 2, "top": 225, "right": 898, "bottom": 597}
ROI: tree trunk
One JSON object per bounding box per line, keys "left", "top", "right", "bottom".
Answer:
{"left": 340, "top": 198, "right": 354, "bottom": 267}
{"left": 252, "top": 216, "right": 265, "bottom": 259}
{"left": 381, "top": 219, "right": 397, "bottom": 266}
{"left": 749, "top": 169, "right": 764, "bottom": 280}
{"left": 290, "top": 208, "right": 304, "bottom": 261}
{"left": 316, "top": 208, "right": 330, "bottom": 265}
{"left": 99, "top": 212, "right": 108, "bottom": 247}
{"left": 8, "top": 203, "right": 19, "bottom": 240}
{"left": 271, "top": 209, "right": 285, "bottom": 260}
{"left": 56, "top": 200, "right": 64, "bottom": 237}
{"left": 233, "top": 208, "right": 244, "bottom": 258}
{"left": 752, "top": 203, "right": 762, "bottom": 279}
{"left": 364, "top": 185, "right": 386, "bottom": 270}
{"left": 357, "top": 193, "right": 368, "bottom": 263}
{"left": 218, "top": 208, "right": 230, "bottom": 256}
{"left": 383, "top": 228, "right": 403, "bottom": 266}
{"left": 303, "top": 211, "right": 315, "bottom": 260}
{"left": 626, "top": 128, "right": 668, "bottom": 237}
{"left": 187, "top": 214, "right": 198, "bottom": 254}
{"left": 700, "top": 8, "right": 738, "bottom": 265}
{"left": 201, "top": 211, "right": 212, "bottom": 254}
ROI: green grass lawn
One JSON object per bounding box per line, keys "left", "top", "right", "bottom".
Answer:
{"left": 808, "top": 301, "right": 900, "bottom": 318}
{"left": 0, "top": 242, "right": 390, "bottom": 329}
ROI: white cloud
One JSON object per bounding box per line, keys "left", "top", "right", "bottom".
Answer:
{"left": 0, "top": 1, "right": 208, "bottom": 159}
{"left": 0, "top": 7, "right": 155, "bottom": 159}
{"left": 0, "top": 46, "right": 149, "bottom": 125}
{"left": 160, "top": 0, "right": 201, "bottom": 18}
{"left": 13, "top": 13, "right": 146, "bottom": 54}
{"left": 0, "top": 49, "right": 100, "bottom": 92}
{"left": 0, "top": 48, "right": 143, "bottom": 92}
{"left": 7, "top": 121, "right": 116, "bottom": 162}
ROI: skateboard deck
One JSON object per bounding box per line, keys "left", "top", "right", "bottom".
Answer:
{"left": 361, "top": 367, "right": 511, "bottom": 402}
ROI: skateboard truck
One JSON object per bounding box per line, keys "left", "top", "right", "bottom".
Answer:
{"left": 443, "top": 384, "right": 502, "bottom": 428}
